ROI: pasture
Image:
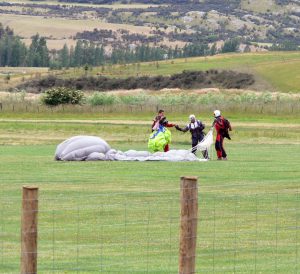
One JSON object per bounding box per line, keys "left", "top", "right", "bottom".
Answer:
{"left": 0, "top": 113, "right": 299, "bottom": 273}
{"left": 6, "top": 0, "right": 160, "bottom": 9}
{"left": 0, "top": 51, "right": 299, "bottom": 272}
{"left": 0, "top": 13, "right": 152, "bottom": 49}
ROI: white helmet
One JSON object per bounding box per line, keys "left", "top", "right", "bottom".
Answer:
{"left": 213, "top": 110, "right": 221, "bottom": 117}
{"left": 189, "top": 114, "right": 196, "bottom": 120}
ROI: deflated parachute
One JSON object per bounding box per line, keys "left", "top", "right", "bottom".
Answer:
{"left": 54, "top": 136, "right": 111, "bottom": 161}
{"left": 148, "top": 125, "right": 171, "bottom": 153}
{"left": 54, "top": 135, "right": 210, "bottom": 162}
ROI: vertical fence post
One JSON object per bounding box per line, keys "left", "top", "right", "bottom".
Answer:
{"left": 179, "top": 176, "right": 198, "bottom": 274}
{"left": 21, "top": 186, "right": 39, "bottom": 274}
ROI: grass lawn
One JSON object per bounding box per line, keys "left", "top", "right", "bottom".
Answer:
{"left": 0, "top": 117, "right": 299, "bottom": 273}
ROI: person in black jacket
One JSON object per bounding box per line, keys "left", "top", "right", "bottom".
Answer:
{"left": 175, "top": 114, "right": 208, "bottom": 159}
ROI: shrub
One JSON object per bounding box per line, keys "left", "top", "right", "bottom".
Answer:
{"left": 42, "top": 87, "right": 84, "bottom": 106}
{"left": 18, "top": 70, "right": 255, "bottom": 92}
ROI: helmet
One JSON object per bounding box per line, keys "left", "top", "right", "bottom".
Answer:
{"left": 213, "top": 110, "right": 221, "bottom": 117}
{"left": 159, "top": 117, "right": 168, "bottom": 126}
{"left": 189, "top": 114, "right": 196, "bottom": 121}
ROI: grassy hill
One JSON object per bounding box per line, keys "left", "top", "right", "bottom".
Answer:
{"left": 3, "top": 52, "right": 297, "bottom": 93}
{"left": 43, "top": 51, "right": 297, "bottom": 93}
{"left": 0, "top": 0, "right": 299, "bottom": 51}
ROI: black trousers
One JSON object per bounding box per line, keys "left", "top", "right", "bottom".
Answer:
{"left": 215, "top": 134, "right": 227, "bottom": 158}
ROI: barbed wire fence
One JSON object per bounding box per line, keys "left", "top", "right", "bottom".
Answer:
{"left": 1, "top": 182, "right": 299, "bottom": 273}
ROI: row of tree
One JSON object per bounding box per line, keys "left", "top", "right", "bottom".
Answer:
{"left": 0, "top": 23, "right": 243, "bottom": 68}
{"left": 0, "top": 24, "right": 49, "bottom": 67}
{"left": 51, "top": 39, "right": 240, "bottom": 68}
{"left": 7, "top": 23, "right": 298, "bottom": 69}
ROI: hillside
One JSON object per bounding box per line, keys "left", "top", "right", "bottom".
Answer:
{"left": 1, "top": 52, "right": 300, "bottom": 93}
{"left": 0, "top": 0, "right": 299, "bottom": 50}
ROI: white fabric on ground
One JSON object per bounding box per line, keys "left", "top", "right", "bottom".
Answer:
{"left": 191, "top": 128, "right": 214, "bottom": 152}
{"left": 55, "top": 133, "right": 213, "bottom": 162}
{"left": 54, "top": 136, "right": 111, "bottom": 161}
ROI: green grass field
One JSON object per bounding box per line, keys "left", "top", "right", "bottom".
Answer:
{"left": 0, "top": 115, "right": 299, "bottom": 273}
{"left": 1, "top": 50, "right": 300, "bottom": 273}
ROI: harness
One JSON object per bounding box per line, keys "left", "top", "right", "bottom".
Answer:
{"left": 150, "top": 125, "right": 166, "bottom": 139}
{"left": 188, "top": 120, "right": 201, "bottom": 130}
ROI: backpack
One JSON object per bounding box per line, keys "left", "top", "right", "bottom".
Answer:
{"left": 223, "top": 118, "right": 231, "bottom": 131}
{"left": 217, "top": 117, "right": 231, "bottom": 139}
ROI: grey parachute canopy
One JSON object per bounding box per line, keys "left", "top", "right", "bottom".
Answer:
{"left": 54, "top": 134, "right": 213, "bottom": 162}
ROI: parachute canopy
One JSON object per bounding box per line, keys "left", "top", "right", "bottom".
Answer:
{"left": 54, "top": 131, "right": 213, "bottom": 162}
{"left": 148, "top": 126, "right": 171, "bottom": 153}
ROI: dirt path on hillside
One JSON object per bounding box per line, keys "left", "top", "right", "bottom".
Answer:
{"left": 0, "top": 119, "right": 299, "bottom": 129}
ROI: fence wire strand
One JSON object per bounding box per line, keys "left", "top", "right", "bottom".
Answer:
{"left": 1, "top": 191, "right": 300, "bottom": 273}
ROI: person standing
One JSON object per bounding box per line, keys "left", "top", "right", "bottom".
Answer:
{"left": 148, "top": 117, "right": 172, "bottom": 153}
{"left": 151, "top": 110, "right": 176, "bottom": 152}
{"left": 151, "top": 109, "right": 165, "bottom": 131}
{"left": 213, "top": 110, "right": 232, "bottom": 160}
{"left": 175, "top": 114, "right": 208, "bottom": 159}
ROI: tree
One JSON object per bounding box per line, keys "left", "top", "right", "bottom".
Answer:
{"left": 27, "top": 34, "right": 49, "bottom": 67}
{"left": 59, "top": 44, "right": 69, "bottom": 68}
{"left": 210, "top": 43, "right": 217, "bottom": 55}
{"left": 244, "top": 45, "right": 251, "bottom": 53}
{"left": 221, "top": 38, "right": 240, "bottom": 53}
{"left": 73, "top": 40, "right": 83, "bottom": 66}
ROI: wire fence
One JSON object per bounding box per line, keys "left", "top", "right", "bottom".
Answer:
{"left": 1, "top": 189, "right": 299, "bottom": 273}
{"left": 1, "top": 100, "right": 300, "bottom": 115}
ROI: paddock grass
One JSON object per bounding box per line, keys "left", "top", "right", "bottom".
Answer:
{"left": 0, "top": 116, "right": 299, "bottom": 273}
{"left": 0, "top": 119, "right": 300, "bottom": 145}
{"left": 240, "top": 0, "right": 283, "bottom": 13}
{"left": 7, "top": 0, "right": 161, "bottom": 9}
{"left": 0, "top": 13, "right": 152, "bottom": 40}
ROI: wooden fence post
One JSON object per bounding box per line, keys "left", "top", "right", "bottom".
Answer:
{"left": 179, "top": 176, "right": 198, "bottom": 274}
{"left": 21, "top": 186, "right": 39, "bottom": 274}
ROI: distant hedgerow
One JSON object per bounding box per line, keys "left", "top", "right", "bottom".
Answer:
{"left": 18, "top": 70, "right": 255, "bottom": 92}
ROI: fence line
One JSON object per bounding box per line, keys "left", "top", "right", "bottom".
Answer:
{"left": 0, "top": 101, "right": 300, "bottom": 115}
{"left": 1, "top": 187, "right": 299, "bottom": 273}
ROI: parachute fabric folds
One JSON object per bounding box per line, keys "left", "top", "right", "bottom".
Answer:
{"left": 148, "top": 127, "right": 171, "bottom": 153}
{"left": 194, "top": 128, "right": 214, "bottom": 152}
{"left": 55, "top": 135, "right": 209, "bottom": 162}
{"left": 55, "top": 136, "right": 111, "bottom": 161}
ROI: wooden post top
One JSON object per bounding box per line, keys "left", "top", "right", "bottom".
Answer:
{"left": 22, "top": 186, "right": 39, "bottom": 190}
{"left": 180, "top": 176, "right": 198, "bottom": 181}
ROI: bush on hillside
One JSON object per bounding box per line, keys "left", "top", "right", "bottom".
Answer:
{"left": 19, "top": 70, "right": 255, "bottom": 92}
{"left": 42, "top": 87, "right": 84, "bottom": 106}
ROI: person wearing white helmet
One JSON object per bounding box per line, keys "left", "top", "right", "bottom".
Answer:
{"left": 213, "top": 110, "right": 232, "bottom": 160}
{"left": 175, "top": 114, "right": 208, "bottom": 159}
